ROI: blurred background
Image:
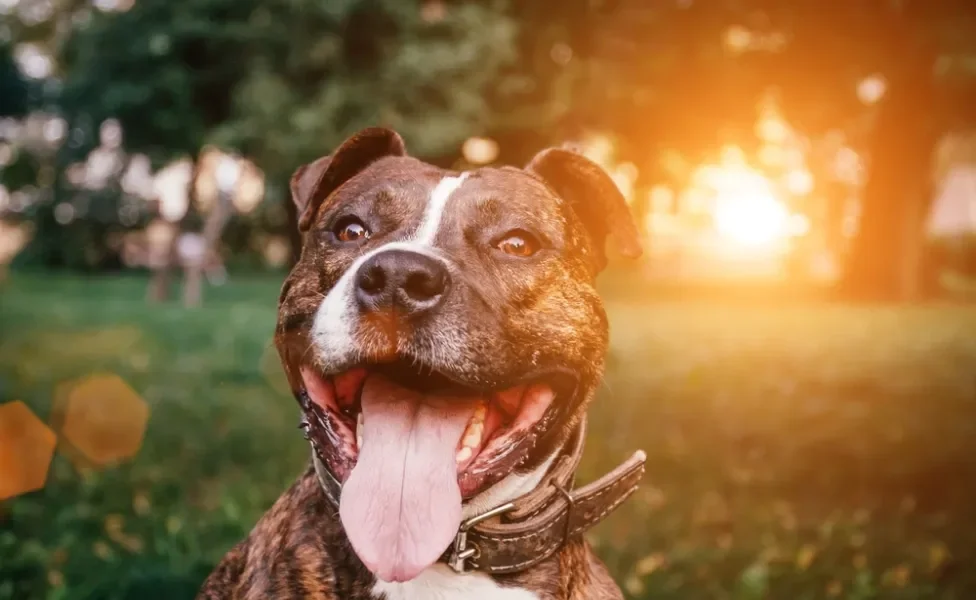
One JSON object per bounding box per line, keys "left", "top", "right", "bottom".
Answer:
{"left": 2, "top": 0, "right": 976, "bottom": 598}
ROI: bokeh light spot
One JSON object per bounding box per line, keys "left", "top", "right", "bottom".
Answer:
{"left": 857, "top": 74, "right": 887, "bottom": 105}
{"left": 461, "top": 137, "right": 499, "bottom": 165}
{"left": 59, "top": 374, "right": 149, "bottom": 469}
{"left": 0, "top": 400, "right": 56, "bottom": 500}
{"left": 723, "top": 25, "right": 753, "bottom": 54}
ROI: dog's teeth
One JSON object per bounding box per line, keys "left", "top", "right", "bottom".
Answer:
{"left": 356, "top": 412, "right": 364, "bottom": 449}
{"left": 462, "top": 423, "right": 483, "bottom": 449}
{"left": 472, "top": 404, "right": 486, "bottom": 424}
{"left": 456, "top": 403, "right": 487, "bottom": 454}
{"left": 455, "top": 403, "right": 488, "bottom": 464}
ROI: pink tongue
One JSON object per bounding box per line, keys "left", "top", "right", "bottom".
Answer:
{"left": 339, "top": 374, "right": 479, "bottom": 582}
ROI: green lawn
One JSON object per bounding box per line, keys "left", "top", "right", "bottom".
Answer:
{"left": 2, "top": 273, "right": 976, "bottom": 599}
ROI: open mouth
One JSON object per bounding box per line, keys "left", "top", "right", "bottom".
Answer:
{"left": 296, "top": 357, "right": 576, "bottom": 582}
{"left": 298, "top": 359, "right": 570, "bottom": 499}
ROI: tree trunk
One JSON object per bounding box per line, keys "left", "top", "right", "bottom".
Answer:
{"left": 182, "top": 189, "right": 233, "bottom": 308}
{"left": 838, "top": 23, "right": 939, "bottom": 301}
{"left": 147, "top": 159, "right": 201, "bottom": 303}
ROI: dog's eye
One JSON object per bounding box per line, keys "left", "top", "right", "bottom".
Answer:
{"left": 495, "top": 230, "right": 540, "bottom": 257}
{"left": 334, "top": 217, "right": 371, "bottom": 243}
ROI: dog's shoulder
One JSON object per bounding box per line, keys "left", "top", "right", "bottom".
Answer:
{"left": 197, "top": 467, "right": 376, "bottom": 600}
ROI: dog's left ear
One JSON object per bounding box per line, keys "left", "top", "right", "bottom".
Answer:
{"left": 526, "top": 148, "right": 642, "bottom": 272}
{"left": 291, "top": 127, "right": 407, "bottom": 232}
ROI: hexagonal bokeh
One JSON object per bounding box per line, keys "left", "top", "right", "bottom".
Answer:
{"left": 0, "top": 401, "right": 57, "bottom": 500}
{"left": 58, "top": 373, "right": 149, "bottom": 469}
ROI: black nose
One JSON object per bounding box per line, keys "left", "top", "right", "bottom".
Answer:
{"left": 355, "top": 249, "right": 450, "bottom": 315}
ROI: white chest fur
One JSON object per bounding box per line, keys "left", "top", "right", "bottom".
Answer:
{"left": 372, "top": 565, "right": 540, "bottom": 600}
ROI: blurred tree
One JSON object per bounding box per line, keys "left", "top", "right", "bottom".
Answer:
{"left": 50, "top": 0, "right": 519, "bottom": 267}
{"left": 0, "top": 42, "right": 29, "bottom": 118}
{"left": 561, "top": 0, "right": 976, "bottom": 299}
{"left": 58, "top": 0, "right": 261, "bottom": 164}
{"left": 11, "top": 0, "right": 976, "bottom": 294}
{"left": 212, "top": 0, "right": 519, "bottom": 262}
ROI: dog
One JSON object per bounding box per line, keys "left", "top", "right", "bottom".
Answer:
{"left": 198, "top": 127, "right": 647, "bottom": 599}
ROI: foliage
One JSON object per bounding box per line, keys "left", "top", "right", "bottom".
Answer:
{"left": 7, "top": 0, "right": 976, "bottom": 278}
{"left": 56, "top": 0, "right": 521, "bottom": 171}
{"left": 213, "top": 0, "right": 519, "bottom": 178}
{"left": 14, "top": 186, "right": 149, "bottom": 271}
{"left": 0, "top": 42, "right": 30, "bottom": 118}
{"left": 3, "top": 274, "right": 976, "bottom": 599}
{"left": 567, "top": 0, "right": 976, "bottom": 159}
{"left": 11, "top": 0, "right": 521, "bottom": 270}
{"left": 59, "top": 0, "right": 267, "bottom": 163}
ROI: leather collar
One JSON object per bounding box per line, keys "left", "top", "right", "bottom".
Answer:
{"left": 311, "top": 418, "right": 646, "bottom": 575}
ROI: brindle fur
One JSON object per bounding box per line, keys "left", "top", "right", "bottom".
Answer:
{"left": 199, "top": 128, "right": 640, "bottom": 599}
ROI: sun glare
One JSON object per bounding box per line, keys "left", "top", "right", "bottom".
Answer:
{"left": 575, "top": 130, "right": 804, "bottom": 257}
{"left": 701, "top": 163, "right": 791, "bottom": 247}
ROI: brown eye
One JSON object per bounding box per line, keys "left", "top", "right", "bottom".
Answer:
{"left": 334, "top": 217, "right": 370, "bottom": 243}
{"left": 496, "top": 230, "right": 539, "bottom": 257}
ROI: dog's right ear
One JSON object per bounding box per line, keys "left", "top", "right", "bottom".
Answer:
{"left": 291, "top": 127, "right": 407, "bottom": 232}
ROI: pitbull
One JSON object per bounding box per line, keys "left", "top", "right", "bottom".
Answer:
{"left": 198, "top": 128, "right": 647, "bottom": 599}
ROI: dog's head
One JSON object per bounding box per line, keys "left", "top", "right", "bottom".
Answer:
{"left": 275, "top": 127, "right": 641, "bottom": 582}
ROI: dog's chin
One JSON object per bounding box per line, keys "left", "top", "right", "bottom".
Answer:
{"left": 295, "top": 358, "right": 576, "bottom": 499}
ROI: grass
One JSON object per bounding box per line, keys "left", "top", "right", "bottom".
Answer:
{"left": 2, "top": 272, "right": 976, "bottom": 599}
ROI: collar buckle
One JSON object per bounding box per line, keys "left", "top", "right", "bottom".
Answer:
{"left": 448, "top": 501, "right": 515, "bottom": 574}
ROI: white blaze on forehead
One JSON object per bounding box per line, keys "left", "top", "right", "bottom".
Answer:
{"left": 310, "top": 172, "right": 469, "bottom": 370}
{"left": 413, "top": 173, "right": 468, "bottom": 246}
